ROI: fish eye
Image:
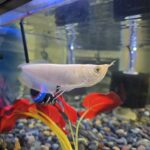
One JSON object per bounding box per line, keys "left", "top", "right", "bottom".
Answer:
{"left": 94, "top": 67, "right": 101, "bottom": 73}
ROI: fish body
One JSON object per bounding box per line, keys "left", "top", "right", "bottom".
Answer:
{"left": 19, "top": 62, "right": 114, "bottom": 94}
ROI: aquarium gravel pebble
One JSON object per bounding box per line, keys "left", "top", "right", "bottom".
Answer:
{"left": 1, "top": 106, "right": 150, "bottom": 150}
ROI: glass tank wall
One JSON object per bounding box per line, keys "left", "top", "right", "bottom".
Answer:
{"left": 0, "top": 0, "right": 150, "bottom": 150}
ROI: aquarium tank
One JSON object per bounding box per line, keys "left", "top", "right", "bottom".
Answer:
{"left": 0, "top": 0, "right": 150, "bottom": 150}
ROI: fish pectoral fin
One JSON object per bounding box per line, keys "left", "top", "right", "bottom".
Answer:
{"left": 46, "top": 85, "right": 65, "bottom": 104}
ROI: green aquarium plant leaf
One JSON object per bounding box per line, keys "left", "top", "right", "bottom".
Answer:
{"left": 68, "top": 120, "right": 76, "bottom": 147}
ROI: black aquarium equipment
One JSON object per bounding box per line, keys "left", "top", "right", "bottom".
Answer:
{"left": 113, "top": 0, "right": 150, "bottom": 21}
{"left": 110, "top": 72, "right": 149, "bottom": 108}
{"left": 0, "top": 0, "right": 31, "bottom": 15}
{"left": 55, "top": 0, "right": 89, "bottom": 26}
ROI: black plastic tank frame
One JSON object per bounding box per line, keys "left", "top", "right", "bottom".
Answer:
{"left": 20, "top": 19, "right": 29, "bottom": 63}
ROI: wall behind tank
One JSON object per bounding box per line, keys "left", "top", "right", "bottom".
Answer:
{"left": 23, "top": 12, "right": 67, "bottom": 64}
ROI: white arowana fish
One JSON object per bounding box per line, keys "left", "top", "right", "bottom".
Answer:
{"left": 19, "top": 61, "right": 115, "bottom": 103}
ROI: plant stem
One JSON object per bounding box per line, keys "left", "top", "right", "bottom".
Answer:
{"left": 68, "top": 120, "right": 76, "bottom": 148}
{"left": 75, "top": 110, "right": 89, "bottom": 150}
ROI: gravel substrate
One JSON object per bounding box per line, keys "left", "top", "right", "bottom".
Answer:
{"left": 1, "top": 106, "right": 150, "bottom": 150}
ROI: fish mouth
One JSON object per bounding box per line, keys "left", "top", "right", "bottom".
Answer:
{"left": 109, "top": 61, "right": 116, "bottom": 67}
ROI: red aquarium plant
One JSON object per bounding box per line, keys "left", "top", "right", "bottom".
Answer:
{"left": 0, "top": 96, "right": 78, "bottom": 133}
{"left": 79, "top": 92, "right": 122, "bottom": 119}
{"left": 0, "top": 97, "right": 74, "bottom": 150}
{"left": 0, "top": 92, "right": 122, "bottom": 150}
{"left": 0, "top": 99, "right": 36, "bottom": 132}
